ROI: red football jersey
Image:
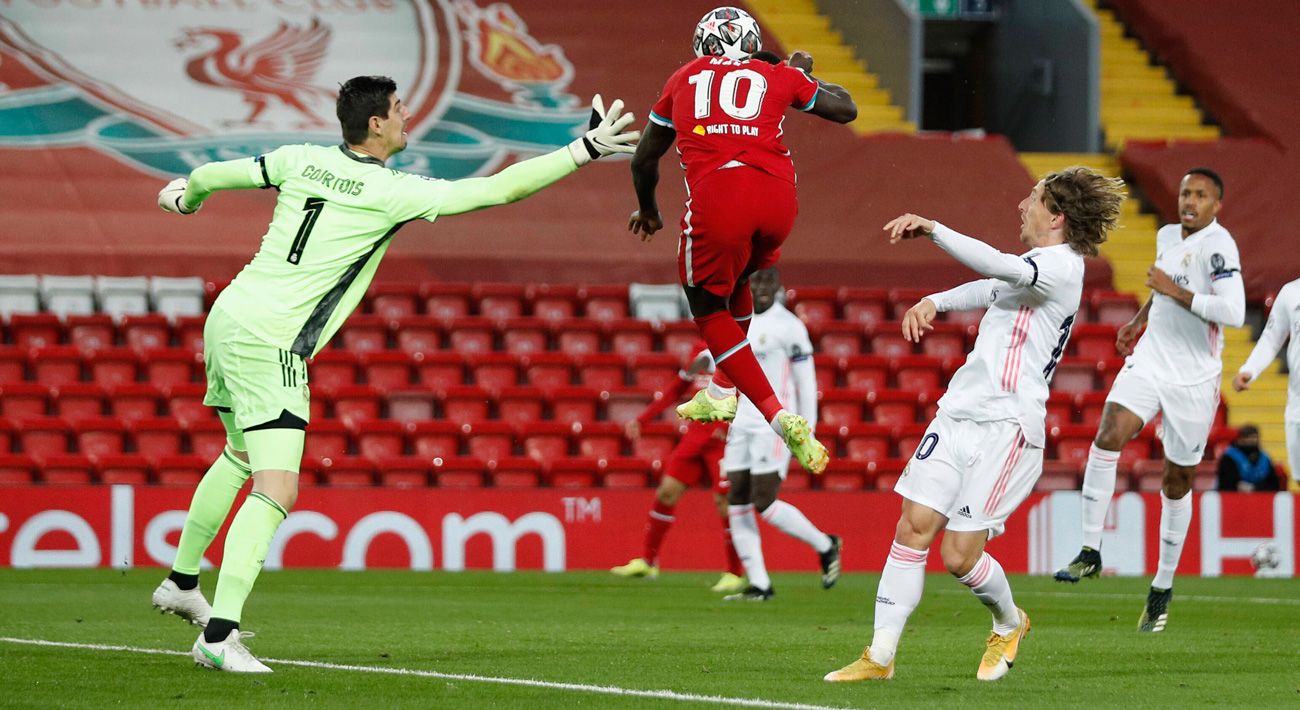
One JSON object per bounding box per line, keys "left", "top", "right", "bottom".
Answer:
{"left": 650, "top": 56, "right": 819, "bottom": 190}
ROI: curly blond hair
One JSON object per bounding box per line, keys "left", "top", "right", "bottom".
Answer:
{"left": 1040, "top": 167, "right": 1127, "bottom": 257}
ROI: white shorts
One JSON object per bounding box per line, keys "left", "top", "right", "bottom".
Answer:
{"left": 1286, "top": 418, "right": 1300, "bottom": 485}
{"left": 722, "top": 425, "right": 790, "bottom": 478}
{"left": 894, "top": 412, "right": 1044, "bottom": 539}
{"left": 1106, "top": 362, "right": 1219, "bottom": 466}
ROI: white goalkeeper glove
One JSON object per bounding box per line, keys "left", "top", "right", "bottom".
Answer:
{"left": 157, "top": 177, "right": 199, "bottom": 214}
{"left": 567, "top": 94, "right": 639, "bottom": 167}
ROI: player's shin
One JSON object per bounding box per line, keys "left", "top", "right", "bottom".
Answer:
{"left": 957, "top": 552, "right": 1020, "bottom": 635}
{"left": 206, "top": 490, "right": 288, "bottom": 641}
{"left": 642, "top": 500, "right": 676, "bottom": 565}
{"left": 172, "top": 447, "right": 251, "bottom": 579}
{"left": 761, "top": 499, "right": 832, "bottom": 552}
{"left": 870, "top": 542, "right": 929, "bottom": 666}
{"left": 695, "top": 310, "right": 778, "bottom": 414}
{"left": 1080, "top": 444, "right": 1120, "bottom": 550}
{"left": 1153, "top": 490, "right": 1192, "bottom": 589}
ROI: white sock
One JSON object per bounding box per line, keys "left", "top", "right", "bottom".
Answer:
{"left": 1152, "top": 491, "right": 1192, "bottom": 589}
{"left": 957, "top": 552, "right": 1020, "bottom": 635}
{"left": 768, "top": 409, "right": 791, "bottom": 436}
{"left": 1080, "top": 444, "right": 1120, "bottom": 550}
{"left": 761, "top": 500, "right": 831, "bottom": 553}
{"left": 707, "top": 379, "right": 737, "bottom": 399}
{"left": 868, "top": 541, "right": 928, "bottom": 666}
{"left": 728, "top": 504, "right": 770, "bottom": 590}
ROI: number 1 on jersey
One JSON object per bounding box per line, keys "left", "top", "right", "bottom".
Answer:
{"left": 288, "top": 197, "right": 325, "bottom": 265}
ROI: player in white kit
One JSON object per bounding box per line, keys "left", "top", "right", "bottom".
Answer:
{"left": 1232, "top": 278, "right": 1300, "bottom": 493}
{"left": 1056, "top": 169, "right": 1244, "bottom": 634}
{"left": 721, "top": 267, "right": 842, "bottom": 601}
{"left": 825, "top": 168, "right": 1125, "bottom": 682}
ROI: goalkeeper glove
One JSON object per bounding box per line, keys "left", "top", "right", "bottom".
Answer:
{"left": 157, "top": 178, "right": 199, "bottom": 214}
{"left": 567, "top": 94, "right": 639, "bottom": 167}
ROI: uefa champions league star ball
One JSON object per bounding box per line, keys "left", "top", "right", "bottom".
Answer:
{"left": 693, "top": 7, "right": 762, "bottom": 62}
{"left": 1250, "top": 542, "right": 1281, "bottom": 577}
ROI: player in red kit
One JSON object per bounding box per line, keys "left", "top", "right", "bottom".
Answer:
{"left": 611, "top": 343, "right": 747, "bottom": 594}
{"left": 628, "top": 7, "right": 856, "bottom": 475}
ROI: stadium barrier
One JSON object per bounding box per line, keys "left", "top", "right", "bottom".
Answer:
{"left": 0, "top": 487, "right": 1292, "bottom": 577}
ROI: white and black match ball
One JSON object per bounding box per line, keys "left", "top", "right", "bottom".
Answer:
{"left": 1250, "top": 542, "right": 1281, "bottom": 575}
{"left": 692, "top": 7, "right": 761, "bottom": 62}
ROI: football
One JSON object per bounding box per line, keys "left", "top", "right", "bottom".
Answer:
{"left": 1250, "top": 542, "right": 1281, "bottom": 576}
{"left": 693, "top": 6, "right": 762, "bottom": 61}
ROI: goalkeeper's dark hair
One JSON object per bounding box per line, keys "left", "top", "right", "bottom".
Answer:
{"left": 337, "top": 76, "right": 398, "bottom": 145}
{"left": 1041, "top": 166, "right": 1127, "bottom": 258}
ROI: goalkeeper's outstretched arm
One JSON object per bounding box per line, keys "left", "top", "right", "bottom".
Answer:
{"left": 157, "top": 158, "right": 263, "bottom": 215}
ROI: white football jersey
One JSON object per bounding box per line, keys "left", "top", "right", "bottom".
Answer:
{"left": 1240, "top": 278, "right": 1300, "bottom": 420}
{"left": 1130, "top": 220, "right": 1242, "bottom": 384}
{"left": 935, "top": 242, "right": 1085, "bottom": 448}
{"left": 733, "top": 301, "right": 815, "bottom": 431}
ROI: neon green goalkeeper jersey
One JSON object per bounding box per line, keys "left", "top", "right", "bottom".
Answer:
{"left": 185, "top": 143, "right": 576, "bottom": 357}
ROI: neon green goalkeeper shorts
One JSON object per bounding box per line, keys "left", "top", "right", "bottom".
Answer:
{"left": 202, "top": 304, "right": 312, "bottom": 432}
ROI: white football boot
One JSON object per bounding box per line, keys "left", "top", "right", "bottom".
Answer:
{"left": 151, "top": 578, "right": 211, "bottom": 628}
{"left": 192, "top": 630, "right": 272, "bottom": 673}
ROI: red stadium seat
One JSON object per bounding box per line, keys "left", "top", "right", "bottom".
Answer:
{"left": 431, "top": 456, "right": 486, "bottom": 488}
{"left": 820, "top": 390, "right": 865, "bottom": 428}
{"left": 607, "top": 320, "right": 655, "bottom": 356}
{"left": 9, "top": 313, "right": 63, "bottom": 348}
{"left": 822, "top": 460, "right": 869, "bottom": 491}
{"left": 1117, "top": 437, "right": 1152, "bottom": 474}
{"left": 152, "top": 454, "right": 209, "bottom": 487}
{"left": 894, "top": 422, "right": 930, "bottom": 460}
{"left": 319, "top": 456, "right": 375, "bottom": 487}
{"left": 815, "top": 423, "right": 843, "bottom": 458}
{"left": 447, "top": 316, "right": 496, "bottom": 354}
{"left": 582, "top": 285, "right": 628, "bottom": 321}
{"left": 185, "top": 418, "right": 228, "bottom": 461}
{"left": 466, "top": 352, "right": 518, "bottom": 392}
{"left": 332, "top": 385, "right": 382, "bottom": 426}
{"left": 73, "top": 417, "right": 127, "bottom": 457}
{"left": 1071, "top": 324, "right": 1118, "bottom": 361}
{"left": 1051, "top": 358, "right": 1098, "bottom": 394}
{"left": 871, "top": 459, "right": 908, "bottom": 491}
{"left": 497, "top": 386, "right": 545, "bottom": 425}
{"left": 463, "top": 421, "right": 514, "bottom": 463}
{"left": 576, "top": 421, "right": 624, "bottom": 459}
{"left": 165, "top": 383, "right": 209, "bottom": 426}
{"left": 130, "top": 418, "right": 184, "bottom": 458}
{"left": 869, "top": 391, "right": 920, "bottom": 426}
{"left": 121, "top": 314, "right": 171, "bottom": 351}
{"left": 1037, "top": 461, "right": 1079, "bottom": 491}
{"left": 369, "top": 283, "right": 420, "bottom": 320}
{"left": 30, "top": 345, "right": 82, "bottom": 385}
{"left": 409, "top": 421, "right": 462, "bottom": 459}
{"left": 1053, "top": 425, "right": 1096, "bottom": 469}
{"left": 1096, "top": 358, "right": 1124, "bottom": 390}
{"left": 920, "top": 323, "right": 967, "bottom": 359}
{"left": 0, "top": 383, "right": 48, "bottom": 418}
{"left": 660, "top": 321, "right": 701, "bottom": 361}
{"left": 489, "top": 456, "right": 542, "bottom": 488}
{"left": 869, "top": 326, "right": 913, "bottom": 358}
{"left": 0, "top": 419, "right": 11, "bottom": 454}
{"left": 302, "top": 419, "right": 349, "bottom": 459}
{"left": 531, "top": 285, "right": 579, "bottom": 322}
{"left": 384, "top": 388, "right": 436, "bottom": 422}
{"left": 442, "top": 385, "right": 492, "bottom": 422}
{"left": 573, "top": 353, "right": 625, "bottom": 390}
{"left": 788, "top": 286, "right": 837, "bottom": 327}
{"left": 174, "top": 316, "right": 206, "bottom": 352}
{"left": 360, "top": 351, "right": 413, "bottom": 390}
{"left": 67, "top": 314, "right": 116, "bottom": 351}
{"left": 0, "top": 347, "right": 27, "bottom": 383}
{"left": 604, "top": 387, "right": 653, "bottom": 423}
{"left": 813, "top": 354, "right": 839, "bottom": 394}
{"left": 547, "top": 456, "right": 599, "bottom": 487}
{"left": 892, "top": 355, "right": 945, "bottom": 392}
{"left": 355, "top": 419, "right": 406, "bottom": 459}
{"left": 521, "top": 352, "right": 572, "bottom": 389}
{"left": 339, "top": 315, "right": 389, "bottom": 353}
{"left": 18, "top": 417, "right": 70, "bottom": 456}
{"left": 1076, "top": 391, "right": 1109, "bottom": 427}
{"left": 499, "top": 317, "right": 548, "bottom": 354}
{"left": 141, "top": 348, "right": 198, "bottom": 387}
{"left": 842, "top": 355, "right": 889, "bottom": 392}
{"left": 0, "top": 454, "right": 37, "bottom": 484}
{"left": 947, "top": 309, "right": 983, "bottom": 329}
{"left": 632, "top": 421, "right": 679, "bottom": 463}
{"left": 40, "top": 453, "right": 95, "bottom": 485}
{"left": 550, "top": 386, "right": 600, "bottom": 425}
{"left": 108, "top": 383, "right": 162, "bottom": 421}
{"left": 521, "top": 421, "right": 572, "bottom": 462}
{"left": 413, "top": 352, "right": 464, "bottom": 391}
{"left": 818, "top": 323, "right": 863, "bottom": 358}
{"left": 393, "top": 316, "right": 443, "bottom": 355}
{"left": 474, "top": 283, "right": 527, "bottom": 321}
{"left": 375, "top": 456, "right": 431, "bottom": 488}
{"left": 1045, "top": 392, "right": 1074, "bottom": 430}
{"left": 96, "top": 453, "right": 150, "bottom": 486}
{"left": 554, "top": 319, "right": 602, "bottom": 355}
{"left": 839, "top": 287, "right": 888, "bottom": 325}
{"left": 627, "top": 352, "right": 681, "bottom": 390}
{"left": 843, "top": 423, "right": 892, "bottom": 462}
{"left": 1131, "top": 459, "right": 1166, "bottom": 492}
{"left": 86, "top": 349, "right": 139, "bottom": 388}
{"left": 888, "top": 288, "right": 932, "bottom": 320}
{"left": 600, "top": 456, "right": 652, "bottom": 488}
{"left": 422, "top": 283, "right": 471, "bottom": 320}
{"left": 1091, "top": 292, "right": 1139, "bottom": 325}
{"left": 311, "top": 351, "right": 359, "bottom": 389}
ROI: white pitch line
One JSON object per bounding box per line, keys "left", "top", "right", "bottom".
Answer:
{"left": 936, "top": 588, "right": 1300, "bottom": 606}
{"left": 0, "top": 637, "right": 848, "bottom": 710}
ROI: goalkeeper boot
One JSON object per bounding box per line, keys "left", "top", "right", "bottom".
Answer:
{"left": 710, "top": 572, "right": 746, "bottom": 594}
{"left": 823, "top": 650, "right": 895, "bottom": 682}
{"left": 192, "top": 630, "right": 271, "bottom": 673}
{"left": 1053, "top": 546, "right": 1102, "bottom": 583}
{"left": 778, "top": 412, "right": 829, "bottom": 474}
{"left": 151, "top": 578, "right": 211, "bottom": 628}
{"left": 723, "top": 584, "right": 773, "bottom": 602}
{"left": 977, "top": 608, "right": 1031, "bottom": 681}
{"left": 1137, "top": 586, "right": 1172, "bottom": 633}
{"left": 610, "top": 558, "right": 659, "bottom": 579}
{"left": 819, "top": 535, "right": 843, "bottom": 589}
{"left": 676, "top": 389, "right": 737, "bottom": 423}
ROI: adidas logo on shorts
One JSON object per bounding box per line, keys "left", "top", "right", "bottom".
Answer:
{"left": 956, "top": 506, "right": 972, "bottom": 519}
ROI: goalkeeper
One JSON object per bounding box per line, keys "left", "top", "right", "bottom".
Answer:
{"left": 149, "top": 75, "right": 639, "bottom": 673}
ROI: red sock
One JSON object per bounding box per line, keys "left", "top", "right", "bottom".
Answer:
{"left": 642, "top": 500, "right": 675, "bottom": 564}
{"left": 695, "top": 310, "right": 782, "bottom": 420}
{"left": 721, "top": 513, "right": 743, "bottom": 576}
{"left": 711, "top": 284, "right": 755, "bottom": 391}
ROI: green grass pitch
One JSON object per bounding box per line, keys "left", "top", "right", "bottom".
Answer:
{"left": 1, "top": 569, "right": 1296, "bottom": 708}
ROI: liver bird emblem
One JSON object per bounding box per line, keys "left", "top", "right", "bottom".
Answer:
{"left": 176, "top": 18, "right": 335, "bottom": 128}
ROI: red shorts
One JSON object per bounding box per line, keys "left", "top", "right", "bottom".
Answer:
{"left": 663, "top": 422, "right": 728, "bottom": 495}
{"left": 678, "top": 166, "right": 798, "bottom": 298}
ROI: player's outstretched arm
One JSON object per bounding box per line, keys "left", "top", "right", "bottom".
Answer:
{"left": 886, "top": 214, "right": 1038, "bottom": 288}
{"left": 628, "top": 120, "right": 676, "bottom": 240}
{"left": 156, "top": 158, "right": 263, "bottom": 215}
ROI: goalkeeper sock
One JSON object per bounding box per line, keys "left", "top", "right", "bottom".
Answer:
{"left": 1080, "top": 444, "right": 1120, "bottom": 550}
{"left": 641, "top": 500, "right": 675, "bottom": 566}
{"left": 869, "top": 542, "right": 928, "bottom": 666}
{"left": 957, "top": 552, "right": 1020, "bottom": 635}
{"left": 728, "top": 504, "right": 770, "bottom": 590}
{"left": 210, "top": 491, "right": 288, "bottom": 626}
{"left": 761, "top": 500, "right": 831, "bottom": 553}
{"left": 1152, "top": 491, "right": 1192, "bottom": 589}
{"left": 172, "top": 448, "right": 251, "bottom": 576}
{"left": 695, "top": 310, "right": 781, "bottom": 419}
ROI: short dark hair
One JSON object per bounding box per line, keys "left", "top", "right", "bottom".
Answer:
{"left": 1185, "top": 167, "right": 1224, "bottom": 199}
{"left": 337, "top": 76, "right": 397, "bottom": 145}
